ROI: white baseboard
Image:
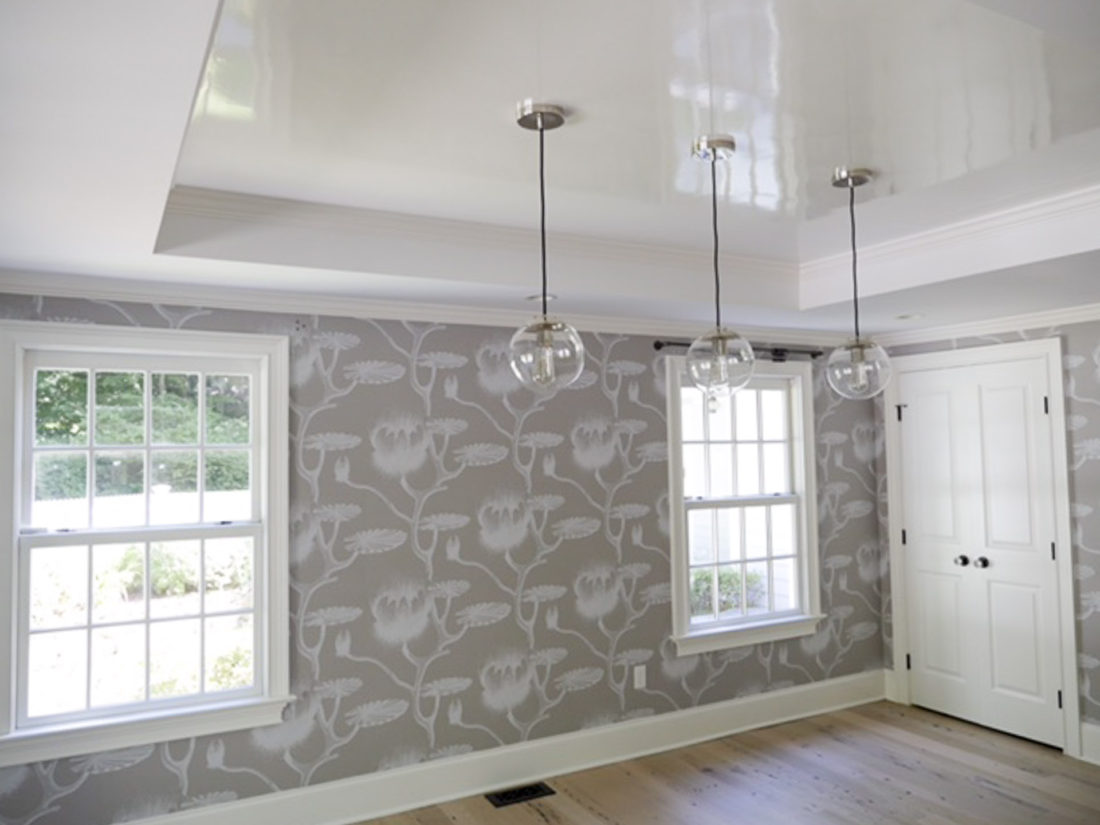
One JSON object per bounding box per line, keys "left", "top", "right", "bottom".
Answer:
{"left": 883, "top": 667, "right": 907, "bottom": 703}
{"left": 140, "top": 670, "right": 886, "bottom": 825}
{"left": 1081, "top": 721, "right": 1100, "bottom": 767}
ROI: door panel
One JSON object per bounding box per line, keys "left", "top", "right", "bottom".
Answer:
{"left": 987, "top": 581, "right": 1041, "bottom": 697}
{"left": 909, "top": 390, "right": 960, "bottom": 544}
{"left": 917, "top": 571, "right": 964, "bottom": 678}
{"left": 979, "top": 384, "right": 1034, "bottom": 548}
{"left": 899, "top": 354, "right": 1063, "bottom": 747}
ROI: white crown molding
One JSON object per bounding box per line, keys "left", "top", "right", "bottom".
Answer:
{"left": 800, "top": 182, "right": 1100, "bottom": 308}
{"left": 164, "top": 186, "right": 798, "bottom": 281}
{"left": 0, "top": 269, "right": 847, "bottom": 348}
{"left": 135, "top": 671, "right": 886, "bottom": 825}
{"left": 876, "top": 301, "right": 1100, "bottom": 347}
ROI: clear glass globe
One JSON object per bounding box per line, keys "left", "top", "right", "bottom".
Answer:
{"left": 686, "top": 327, "right": 755, "bottom": 396}
{"left": 826, "top": 339, "right": 892, "bottom": 400}
{"left": 509, "top": 317, "right": 585, "bottom": 393}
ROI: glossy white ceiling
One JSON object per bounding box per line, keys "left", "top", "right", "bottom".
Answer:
{"left": 4, "top": 0, "right": 1100, "bottom": 336}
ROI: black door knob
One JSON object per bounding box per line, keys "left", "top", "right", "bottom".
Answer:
{"left": 953, "top": 555, "right": 970, "bottom": 566}
{"left": 974, "top": 556, "right": 990, "bottom": 569}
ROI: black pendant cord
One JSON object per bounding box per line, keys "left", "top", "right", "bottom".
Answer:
{"left": 848, "top": 180, "right": 860, "bottom": 343}
{"left": 711, "top": 157, "right": 721, "bottom": 330}
{"left": 539, "top": 123, "right": 548, "bottom": 319}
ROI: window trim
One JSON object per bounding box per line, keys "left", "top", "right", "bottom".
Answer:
{"left": 0, "top": 320, "right": 292, "bottom": 767}
{"left": 665, "top": 357, "right": 822, "bottom": 656}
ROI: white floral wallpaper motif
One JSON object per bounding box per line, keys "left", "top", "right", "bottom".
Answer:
{"left": 0, "top": 294, "right": 883, "bottom": 825}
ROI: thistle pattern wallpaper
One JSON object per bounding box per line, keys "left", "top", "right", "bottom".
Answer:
{"left": 0, "top": 293, "right": 883, "bottom": 824}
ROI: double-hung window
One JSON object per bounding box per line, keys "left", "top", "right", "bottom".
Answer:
{"left": 666, "top": 357, "right": 821, "bottom": 654}
{"left": 0, "top": 321, "right": 290, "bottom": 766}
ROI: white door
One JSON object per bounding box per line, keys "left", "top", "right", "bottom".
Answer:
{"left": 897, "top": 352, "right": 1063, "bottom": 746}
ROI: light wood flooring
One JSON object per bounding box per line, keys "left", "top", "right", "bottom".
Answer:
{"left": 360, "top": 702, "right": 1100, "bottom": 825}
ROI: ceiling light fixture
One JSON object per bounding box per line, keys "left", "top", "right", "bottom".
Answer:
{"left": 685, "top": 135, "right": 755, "bottom": 399}
{"left": 508, "top": 100, "right": 585, "bottom": 393}
{"left": 825, "top": 167, "right": 892, "bottom": 400}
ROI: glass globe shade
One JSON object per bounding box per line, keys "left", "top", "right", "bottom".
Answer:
{"left": 825, "top": 339, "right": 892, "bottom": 400}
{"left": 686, "top": 327, "right": 755, "bottom": 396}
{"left": 509, "top": 317, "right": 585, "bottom": 393}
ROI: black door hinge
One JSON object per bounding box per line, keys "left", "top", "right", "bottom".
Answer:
{"left": 1057, "top": 689, "right": 1063, "bottom": 709}
{"left": 1044, "top": 396, "right": 1050, "bottom": 415}
{"left": 896, "top": 404, "right": 905, "bottom": 422}
{"left": 906, "top": 654, "right": 912, "bottom": 671}
{"left": 1051, "top": 542, "right": 1056, "bottom": 561}
{"left": 901, "top": 529, "right": 907, "bottom": 546}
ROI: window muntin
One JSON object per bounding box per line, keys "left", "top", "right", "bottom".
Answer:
{"left": 0, "top": 324, "right": 289, "bottom": 764}
{"left": 668, "top": 358, "right": 820, "bottom": 652}
{"left": 680, "top": 381, "right": 800, "bottom": 630}
{"left": 19, "top": 351, "right": 263, "bottom": 728}
{"left": 27, "top": 355, "right": 256, "bottom": 531}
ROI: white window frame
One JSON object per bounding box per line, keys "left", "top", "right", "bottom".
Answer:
{"left": 666, "top": 357, "right": 822, "bottom": 655}
{"left": 0, "top": 321, "right": 292, "bottom": 766}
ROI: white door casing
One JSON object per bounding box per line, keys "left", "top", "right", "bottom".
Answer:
{"left": 884, "top": 338, "right": 1081, "bottom": 756}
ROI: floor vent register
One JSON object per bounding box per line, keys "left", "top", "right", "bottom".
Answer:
{"left": 484, "top": 782, "right": 556, "bottom": 808}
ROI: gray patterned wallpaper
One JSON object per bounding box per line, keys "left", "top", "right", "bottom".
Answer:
{"left": 889, "top": 324, "right": 1100, "bottom": 729}
{"left": 0, "top": 292, "right": 882, "bottom": 825}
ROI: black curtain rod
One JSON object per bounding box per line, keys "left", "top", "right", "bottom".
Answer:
{"left": 652, "top": 339, "right": 823, "bottom": 361}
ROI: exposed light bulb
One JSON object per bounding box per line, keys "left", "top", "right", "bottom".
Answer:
{"left": 535, "top": 326, "right": 556, "bottom": 387}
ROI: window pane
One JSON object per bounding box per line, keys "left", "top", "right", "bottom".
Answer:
{"left": 761, "top": 389, "right": 786, "bottom": 440}
{"left": 33, "top": 452, "right": 88, "bottom": 528}
{"left": 682, "top": 444, "right": 705, "bottom": 499}
{"left": 150, "top": 451, "right": 199, "bottom": 525}
{"left": 94, "top": 371, "right": 144, "bottom": 445}
{"left": 680, "top": 386, "right": 705, "bottom": 442}
{"left": 204, "top": 614, "right": 253, "bottom": 692}
{"left": 204, "top": 451, "right": 251, "bottom": 522}
{"left": 773, "top": 557, "right": 797, "bottom": 612}
{"left": 35, "top": 369, "right": 87, "bottom": 446}
{"left": 30, "top": 545, "right": 88, "bottom": 629}
{"left": 708, "top": 444, "right": 734, "bottom": 498}
{"left": 746, "top": 561, "right": 769, "bottom": 614}
{"left": 706, "top": 392, "right": 732, "bottom": 441}
{"left": 762, "top": 443, "right": 789, "bottom": 494}
{"left": 205, "top": 537, "right": 254, "bottom": 612}
{"left": 206, "top": 375, "right": 250, "bottom": 445}
{"left": 150, "top": 619, "right": 200, "bottom": 698}
{"left": 150, "top": 541, "right": 201, "bottom": 618}
{"left": 689, "top": 568, "right": 715, "bottom": 623}
{"left": 716, "top": 508, "right": 742, "bottom": 562}
{"left": 92, "top": 543, "right": 145, "bottom": 624}
{"left": 735, "top": 389, "right": 758, "bottom": 441}
{"left": 93, "top": 451, "right": 145, "bottom": 527}
{"left": 687, "top": 510, "right": 714, "bottom": 565}
{"left": 717, "top": 564, "right": 742, "bottom": 617}
{"left": 736, "top": 444, "right": 760, "bottom": 495}
{"left": 28, "top": 629, "right": 87, "bottom": 717}
{"left": 91, "top": 624, "right": 146, "bottom": 707}
{"left": 745, "top": 506, "right": 768, "bottom": 558}
{"left": 771, "top": 503, "right": 795, "bottom": 557}
{"left": 152, "top": 373, "right": 198, "bottom": 445}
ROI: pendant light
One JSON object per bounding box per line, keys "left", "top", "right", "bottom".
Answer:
{"left": 825, "top": 167, "right": 891, "bottom": 400}
{"left": 508, "top": 100, "right": 585, "bottom": 393}
{"left": 685, "top": 135, "right": 755, "bottom": 398}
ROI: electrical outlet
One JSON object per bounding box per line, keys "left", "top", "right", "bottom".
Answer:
{"left": 633, "top": 664, "right": 646, "bottom": 689}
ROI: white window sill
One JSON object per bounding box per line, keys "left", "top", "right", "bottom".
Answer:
{"left": 0, "top": 694, "right": 294, "bottom": 768}
{"left": 672, "top": 614, "right": 825, "bottom": 656}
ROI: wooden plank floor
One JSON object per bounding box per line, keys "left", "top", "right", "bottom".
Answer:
{"left": 358, "top": 702, "right": 1100, "bottom": 825}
